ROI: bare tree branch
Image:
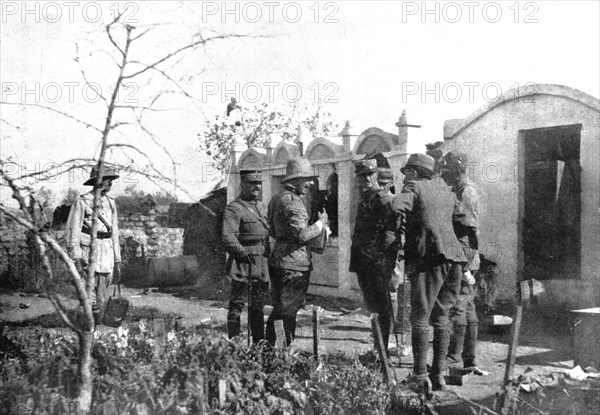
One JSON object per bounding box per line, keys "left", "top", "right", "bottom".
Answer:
{"left": 123, "top": 33, "right": 255, "bottom": 79}
{"left": 0, "top": 102, "right": 102, "bottom": 133}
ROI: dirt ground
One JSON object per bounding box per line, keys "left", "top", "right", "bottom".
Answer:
{"left": 1, "top": 286, "right": 596, "bottom": 414}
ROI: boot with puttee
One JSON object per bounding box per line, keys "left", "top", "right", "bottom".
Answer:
{"left": 430, "top": 327, "right": 451, "bottom": 391}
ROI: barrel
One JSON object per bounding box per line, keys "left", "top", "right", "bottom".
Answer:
{"left": 570, "top": 307, "right": 600, "bottom": 369}
{"left": 145, "top": 255, "right": 200, "bottom": 287}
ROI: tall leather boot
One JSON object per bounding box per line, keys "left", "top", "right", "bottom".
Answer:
{"left": 446, "top": 323, "right": 467, "bottom": 365}
{"left": 227, "top": 317, "right": 241, "bottom": 339}
{"left": 250, "top": 309, "right": 265, "bottom": 343}
{"left": 430, "top": 327, "right": 451, "bottom": 391}
{"left": 463, "top": 323, "right": 479, "bottom": 369}
{"left": 390, "top": 294, "right": 399, "bottom": 333}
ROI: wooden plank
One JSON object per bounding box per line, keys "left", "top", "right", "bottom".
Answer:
{"left": 153, "top": 318, "right": 165, "bottom": 357}
{"left": 371, "top": 313, "right": 396, "bottom": 385}
{"left": 313, "top": 306, "right": 319, "bottom": 358}
{"left": 498, "top": 305, "right": 523, "bottom": 412}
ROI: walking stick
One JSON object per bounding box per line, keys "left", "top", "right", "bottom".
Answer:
{"left": 247, "top": 257, "right": 253, "bottom": 348}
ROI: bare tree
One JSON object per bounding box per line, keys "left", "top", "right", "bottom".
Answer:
{"left": 0, "top": 12, "right": 257, "bottom": 413}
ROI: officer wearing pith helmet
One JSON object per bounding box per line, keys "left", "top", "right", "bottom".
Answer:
{"left": 222, "top": 169, "right": 270, "bottom": 343}
{"left": 266, "top": 157, "right": 329, "bottom": 347}
{"left": 394, "top": 153, "right": 478, "bottom": 393}
{"left": 66, "top": 165, "right": 122, "bottom": 327}
{"left": 350, "top": 158, "right": 403, "bottom": 353}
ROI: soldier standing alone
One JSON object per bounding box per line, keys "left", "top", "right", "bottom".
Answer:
{"left": 66, "top": 165, "right": 121, "bottom": 327}
{"left": 222, "top": 170, "right": 270, "bottom": 343}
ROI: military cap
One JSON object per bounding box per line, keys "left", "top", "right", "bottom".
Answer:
{"left": 366, "top": 152, "right": 393, "bottom": 182}
{"left": 400, "top": 153, "right": 435, "bottom": 174}
{"left": 240, "top": 169, "right": 262, "bottom": 182}
{"left": 83, "top": 165, "right": 119, "bottom": 186}
{"left": 281, "top": 157, "right": 318, "bottom": 182}
{"left": 366, "top": 152, "right": 391, "bottom": 168}
{"left": 354, "top": 159, "right": 378, "bottom": 175}
{"left": 443, "top": 151, "right": 469, "bottom": 168}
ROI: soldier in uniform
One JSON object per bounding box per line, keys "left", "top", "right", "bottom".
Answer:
{"left": 350, "top": 158, "right": 402, "bottom": 351}
{"left": 441, "top": 152, "right": 483, "bottom": 373}
{"left": 221, "top": 169, "right": 270, "bottom": 343}
{"left": 394, "top": 153, "right": 478, "bottom": 392}
{"left": 66, "top": 165, "right": 121, "bottom": 326}
{"left": 266, "top": 157, "right": 328, "bottom": 347}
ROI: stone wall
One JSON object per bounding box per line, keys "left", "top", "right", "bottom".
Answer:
{"left": 118, "top": 208, "right": 183, "bottom": 260}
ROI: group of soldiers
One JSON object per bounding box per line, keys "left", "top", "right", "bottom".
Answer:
{"left": 64, "top": 150, "right": 480, "bottom": 394}
{"left": 222, "top": 149, "right": 482, "bottom": 393}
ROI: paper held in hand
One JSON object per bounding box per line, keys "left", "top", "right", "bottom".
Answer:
{"left": 308, "top": 225, "right": 331, "bottom": 254}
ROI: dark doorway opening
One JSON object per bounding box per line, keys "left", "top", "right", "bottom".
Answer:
{"left": 520, "top": 124, "right": 582, "bottom": 280}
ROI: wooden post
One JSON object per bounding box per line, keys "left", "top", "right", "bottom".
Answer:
{"left": 498, "top": 306, "right": 523, "bottom": 412}
{"left": 313, "top": 306, "right": 320, "bottom": 359}
{"left": 218, "top": 378, "right": 227, "bottom": 408}
{"left": 371, "top": 313, "right": 396, "bottom": 385}
{"left": 154, "top": 318, "right": 165, "bottom": 357}
{"left": 274, "top": 319, "right": 286, "bottom": 348}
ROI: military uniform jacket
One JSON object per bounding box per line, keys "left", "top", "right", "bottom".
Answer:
{"left": 453, "top": 179, "right": 480, "bottom": 271}
{"left": 394, "top": 179, "right": 478, "bottom": 269}
{"left": 221, "top": 197, "right": 269, "bottom": 282}
{"left": 350, "top": 188, "right": 402, "bottom": 272}
{"left": 267, "top": 187, "right": 322, "bottom": 271}
{"left": 65, "top": 193, "right": 121, "bottom": 273}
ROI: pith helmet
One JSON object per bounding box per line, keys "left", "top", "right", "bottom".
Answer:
{"left": 400, "top": 153, "right": 435, "bottom": 174}
{"left": 354, "top": 159, "right": 378, "bottom": 175}
{"left": 281, "top": 157, "right": 317, "bottom": 182}
{"left": 240, "top": 169, "right": 262, "bottom": 182}
{"left": 83, "top": 165, "right": 120, "bottom": 186}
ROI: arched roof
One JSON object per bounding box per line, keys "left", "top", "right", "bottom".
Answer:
{"left": 445, "top": 84, "right": 600, "bottom": 139}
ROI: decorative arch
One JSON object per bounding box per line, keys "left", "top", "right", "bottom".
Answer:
{"left": 445, "top": 84, "right": 600, "bottom": 139}
{"left": 238, "top": 148, "right": 265, "bottom": 170}
{"left": 353, "top": 127, "right": 398, "bottom": 154}
{"left": 305, "top": 137, "right": 343, "bottom": 160}
{"left": 272, "top": 141, "right": 300, "bottom": 165}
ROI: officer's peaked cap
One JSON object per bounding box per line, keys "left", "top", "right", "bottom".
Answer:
{"left": 355, "top": 159, "right": 378, "bottom": 175}
{"left": 240, "top": 169, "right": 262, "bottom": 182}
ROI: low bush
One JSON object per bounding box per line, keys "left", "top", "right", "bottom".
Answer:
{"left": 0, "top": 324, "right": 396, "bottom": 414}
